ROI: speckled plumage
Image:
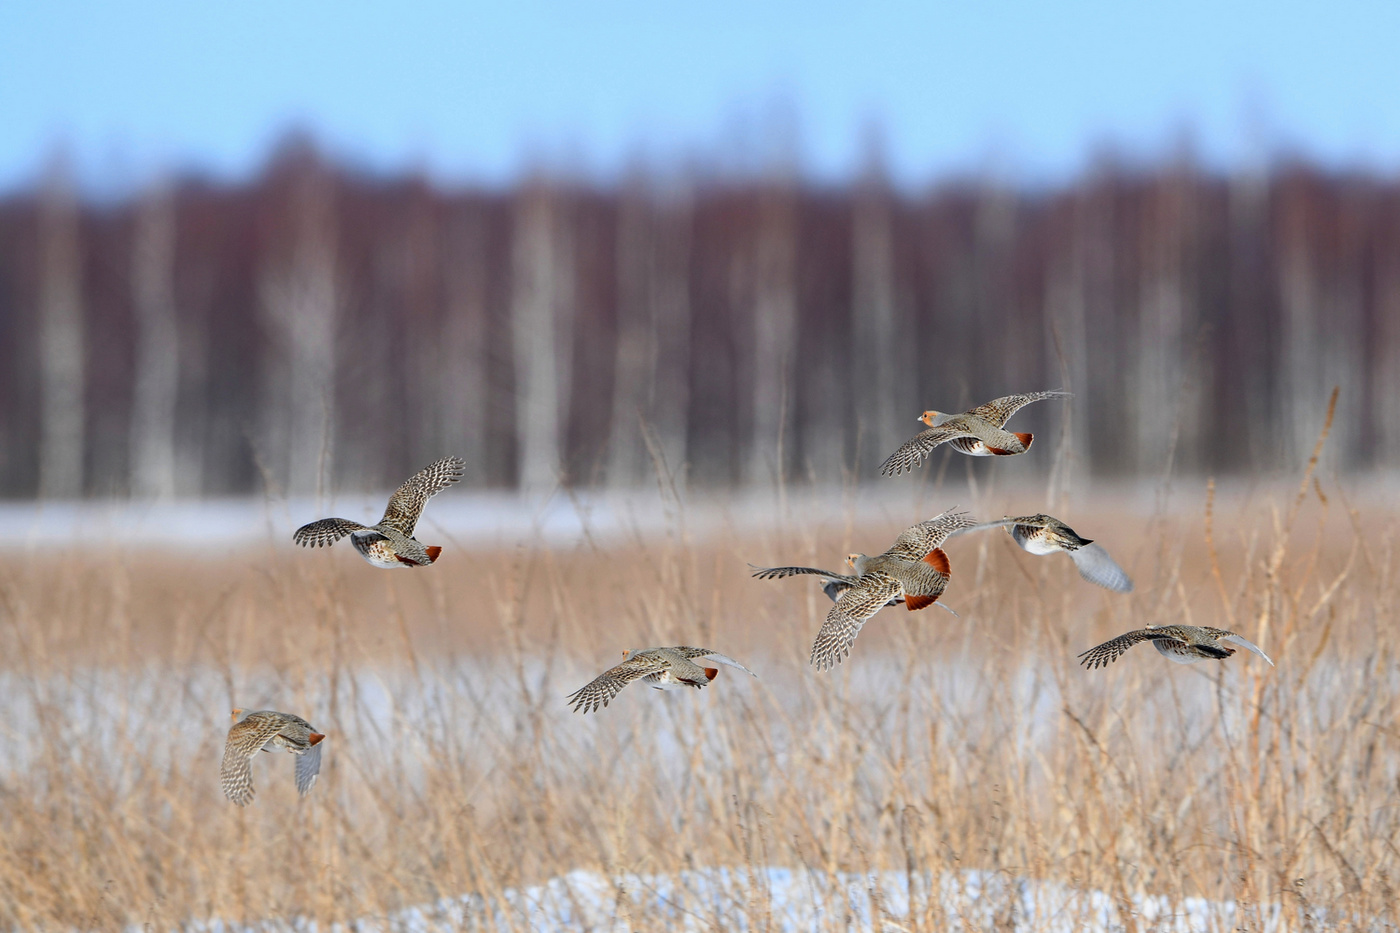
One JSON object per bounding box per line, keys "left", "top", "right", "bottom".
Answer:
{"left": 567, "top": 647, "right": 757, "bottom": 713}
{"left": 749, "top": 564, "right": 906, "bottom": 609}
{"left": 756, "top": 509, "right": 974, "bottom": 670}
{"left": 221, "top": 709, "right": 325, "bottom": 806}
{"left": 1078, "top": 625, "right": 1274, "bottom": 669}
{"left": 293, "top": 456, "right": 464, "bottom": 568}
{"left": 879, "top": 391, "right": 1070, "bottom": 476}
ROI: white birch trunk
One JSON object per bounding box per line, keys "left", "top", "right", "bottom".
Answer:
{"left": 129, "top": 183, "right": 180, "bottom": 500}
{"left": 1134, "top": 171, "right": 1200, "bottom": 473}
{"left": 38, "top": 163, "right": 85, "bottom": 499}
{"left": 1227, "top": 169, "right": 1271, "bottom": 468}
{"left": 648, "top": 191, "right": 693, "bottom": 485}
{"left": 511, "top": 186, "right": 573, "bottom": 494}
{"left": 608, "top": 184, "right": 693, "bottom": 488}
{"left": 442, "top": 207, "right": 491, "bottom": 485}
{"left": 1374, "top": 251, "right": 1400, "bottom": 465}
{"left": 746, "top": 187, "right": 796, "bottom": 487}
{"left": 607, "top": 184, "right": 653, "bottom": 489}
{"left": 1278, "top": 186, "right": 1358, "bottom": 469}
{"left": 258, "top": 166, "right": 338, "bottom": 498}
{"left": 852, "top": 181, "right": 914, "bottom": 474}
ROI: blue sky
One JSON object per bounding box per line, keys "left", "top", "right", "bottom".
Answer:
{"left": 3, "top": 0, "right": 1399, "bottom": 193}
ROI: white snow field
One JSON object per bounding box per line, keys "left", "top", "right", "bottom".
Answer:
{"left": 181, "top": 867, "right": 1285, "bottom": 933}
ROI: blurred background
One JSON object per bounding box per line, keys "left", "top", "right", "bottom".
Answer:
{"left": 9, "top": 7, "right": 1400, "bottom": 926}
{"left": 3, "top": 0, "right": 1400, "bottom": 501}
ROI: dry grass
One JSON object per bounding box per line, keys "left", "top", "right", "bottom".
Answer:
{"left": 3, "top": 466, "right": 1400, "bottom": 930}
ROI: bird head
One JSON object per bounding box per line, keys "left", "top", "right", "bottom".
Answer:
{"left": 919, "top": 410, "right": 942, "bottom": 427}
{"left": 846, "top": 553, "right": 868, "bottom": 574}
{"left": 230, "top": 708, "right": 245, "bottom": 723}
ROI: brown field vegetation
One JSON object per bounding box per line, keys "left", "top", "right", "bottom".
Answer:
{"left": 3, "top": 462, "right": 1399, "bottom": 928}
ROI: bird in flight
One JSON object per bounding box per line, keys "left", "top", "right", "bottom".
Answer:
{"left": 293, "top": 456, "right": 464, "bottom": 567}
{"left": 567, "top": 647, "right": 757, "bottom": 713}
{"left": 754, "top": 508, "right": 975, "bottom": 670}
{"left": 221, "top": 708, "right": 325, "bottom": 806}
{"left": 952, "top": 513, "right": 1133, "bottom": 593}
{"left": 879, "top": 391, "right": 1070, "bottom": 476}
{"left": 1078, "top": 625, "right": 1273, "bottom": 669}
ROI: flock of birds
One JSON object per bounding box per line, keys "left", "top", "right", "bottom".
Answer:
{"left": 221, "top": 389, "right": 1273, "bottom": 806}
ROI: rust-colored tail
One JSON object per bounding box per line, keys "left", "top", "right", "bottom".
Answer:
{"left": 308, "top": 733, "right": 326, "bottom": 746}
{"left": 424, "top": 545, "right": 443, "bottom": 563}
{"left": 987, "top": 432, "right": 1033, "bottom": 456}
{"left": 704, "top": 667, "right": 719, "bottom": 681}
{"left": 905, "top": 594, "right": 940, "bottom": 611}
{"left": 922, "top": 547, "right": 951, "bottom": 576}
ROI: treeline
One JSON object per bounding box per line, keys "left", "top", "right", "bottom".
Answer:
{"left": 1, "top": 140, "right": 1397, "bottom": 499}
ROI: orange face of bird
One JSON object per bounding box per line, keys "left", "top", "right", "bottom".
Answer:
{"left": 845, "top": 553, "right": 861, "bottom": 570}
{"left": 229, "top": 708, "right": 243, "bottom": 722}
{"left": 919, "top": 410, "right": 941, "bottom": 426}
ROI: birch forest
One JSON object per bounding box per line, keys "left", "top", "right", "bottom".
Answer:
{"left": 2, "top": 141, "right": 1398, "bottom": 499}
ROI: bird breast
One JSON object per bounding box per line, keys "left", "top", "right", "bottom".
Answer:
{"left": 351, "top": 535, "right": 409, "bottom": 568}
{"left": 1011, "top": 527, "right": 1061, "bottom": 555}
{"left": 948, "top": 437, "right": 994, "bottom": 457}
{"left": 1151, "top": 640, "right": 1203, "bottom": 664}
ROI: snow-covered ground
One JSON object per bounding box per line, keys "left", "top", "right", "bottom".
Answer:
{"left": 0, "top": 478, "right": 1184, "bottom": 551}
{"left": 183, "top": 866, "right": 1285, "bottom": 932}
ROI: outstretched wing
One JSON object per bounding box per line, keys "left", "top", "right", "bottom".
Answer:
{"left": 1219, "top": 633, "right": 1274, "bottom": 666}
{"left": 878, "top": 425, "right": 976, "bottom": 476}
{"left": 1077, "top": 629, "right": 1163, "bottom": 669}
{"left": 1068, "top": 543, "right": 1134, "bottom": 593}
{"left": 220, "top": 714, "right": 285, "bottom": 807}
{"left": 567, "top": 655, "right": 669, "bottom": 713}
{"left": 810, "top": 575, "right": 903, "bottom": 670}
{"left": 293, "top": 518, "right": 368, "bottom": 548}
{"left": 884, "top": 509, "right": 975, "bottom": 561}
{"left": 822, "top": 578, "right": 905, "bottom": 607}
{"left": 675, "top": 647, "right": 759, "bottom": 678}
{"left": 379, "top": 456, "right": 466, "bottom": 536}
{"left": 965, "top": 391, "right": 1071, "bottom": 429}
{"left": 294, "top": 742, "right": 323, "bottom": 796}
{"left": 946, "top": 518, "right": 1019, "bottom": 539}
{"left": 750, "top": 565, "right": 853, "bottom": 582}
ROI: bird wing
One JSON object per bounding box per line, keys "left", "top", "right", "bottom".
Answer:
{"left": 1077, "top": 629, "right": 1165, "bottom": 669}
{"left": 750, "top": 564, "right": 853, "bottom": 582}
{"left": 379, "top": 456, "right": 466, "bottom": 536}
{"left": 1067, "top": 543, "right": 1134, "bottom": 593}
{"left": 566, "top": 654, "right": 670, "bottom": 713}
{"left": 676, "top": 647, "right": 759, "bottom": 678}
{"left": 220, "top": 713, "right": 286, "bottom": 807}
{"left": 293, "top": 518, "right": 369, "bottom": 548}
{"left": 294, "top": 742, "right": 323, "bottom": 796}
{"left": 809, "top": 574, "right": 904, "bottom": 670}
{"left": 821, "top": 578, "right": 905, "bottom": 607}
{"left": 878, "top": 425, "right": 977, "bottom": 476}
{"left": 884, "top": 510, "right": 975, "bottom": 561}
{"left": 1219, "top": 633, "right": 1275, "bottom": 667}
{"left": 945, "top": 518, "right": 1019, "bottom": 539}
{"left": 965, "top": 391, "right": 1071, "bottom": 429}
